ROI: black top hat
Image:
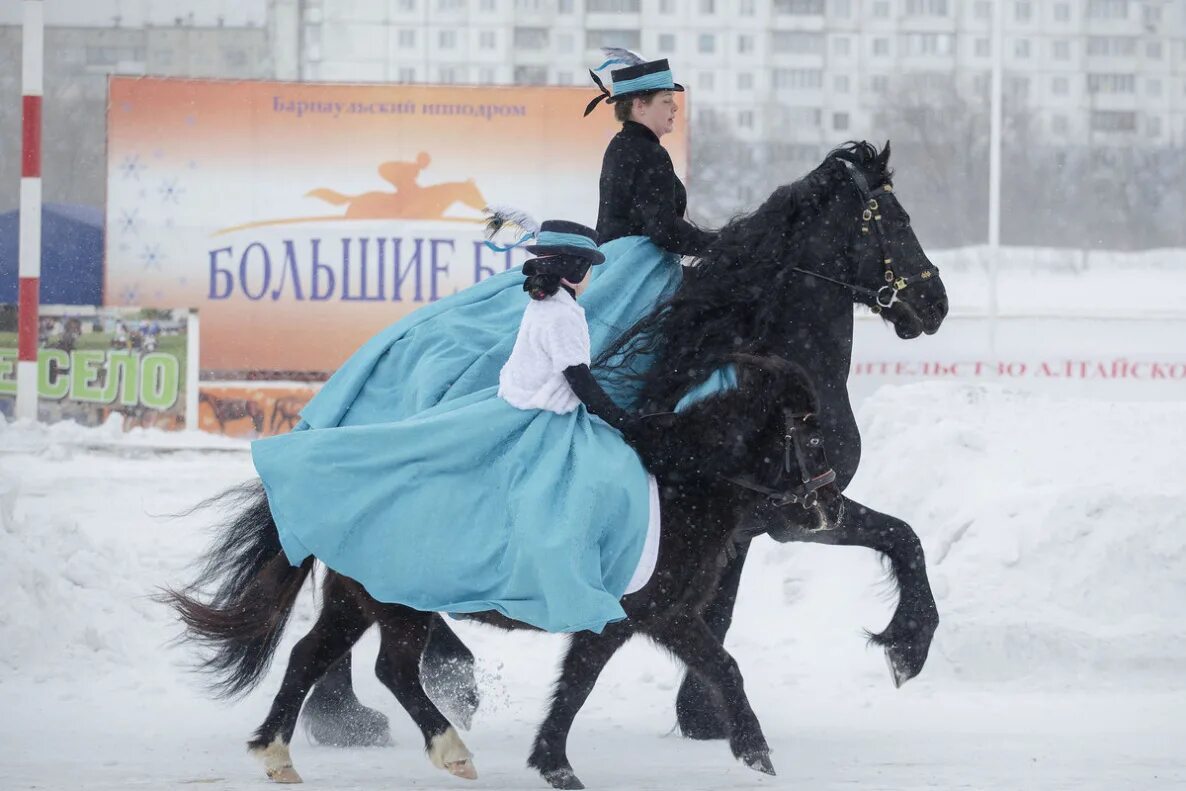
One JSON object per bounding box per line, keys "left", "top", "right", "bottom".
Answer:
{"left": 585, "top": 58, "right": 684, "bottom": 117}
{"left": 524, "top": 220, "right": 605, "bottom": 265}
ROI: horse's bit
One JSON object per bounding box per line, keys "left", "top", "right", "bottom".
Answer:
{"left": 725, "top": 409, "right": 837, "bottom": 510}
{"left": 791, "top": 159, "right": 938, "bottom": 312}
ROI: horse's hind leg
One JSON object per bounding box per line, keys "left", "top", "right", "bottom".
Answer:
{"left": 372, "top": 606, "right": 477, "bottom": 781}
{"left": 649, "top": 614, "right": 775, "bottom": 776}
{"left": 301, "top": 649, "right": 393, "bottom": 747}
{"left": 248, "top": 577, "right": 374, "bottom": 783}
{"left": 528, "top": 624, "right": 632, "bottom": 790}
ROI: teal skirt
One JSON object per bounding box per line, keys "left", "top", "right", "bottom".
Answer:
{"left": 254, "top": 389, "right": 652, "bottom": 634}
{"left": 298, "top": 236, "right": 681, "bottom": 430}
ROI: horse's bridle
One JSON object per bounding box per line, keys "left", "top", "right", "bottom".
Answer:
{"left": 791, "top": 159, "right": 938, "bottom": 313}
{"left": 724, "top": 409, "right": 837, "bottom": 510}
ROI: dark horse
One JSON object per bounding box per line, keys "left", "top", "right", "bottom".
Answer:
{"left": 165, "top": 355, "right": 846, "bottom": 786}
{"left": 300, "top": 140, "right": 950, "bottom": 746}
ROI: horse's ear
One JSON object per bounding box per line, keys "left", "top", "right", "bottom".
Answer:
{"left": 877, "top": 141, "right": 892, "bottom": 167}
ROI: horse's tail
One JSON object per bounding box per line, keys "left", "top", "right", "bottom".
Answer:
{"left": 305, "top": 188, "right": 353, "bottom": 206}
{"left": 158, "top": 480, "right": 313, "bottom": 699}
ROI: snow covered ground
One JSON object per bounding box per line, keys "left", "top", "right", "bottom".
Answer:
{"left": 2, "top": 380, "right": 1186, "bottom": 790}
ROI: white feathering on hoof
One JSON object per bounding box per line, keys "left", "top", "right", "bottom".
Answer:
{"left": 252, "top": 737, "right": 302, "bottom": 784}
{"left": 429, "top": 727, "right": 478, "bottom": 780}
{"left": 598, "top": 46, "right": 646, "bottom": 67}
{"left": 483, "top": 205, "right": 540, "bottom": 241}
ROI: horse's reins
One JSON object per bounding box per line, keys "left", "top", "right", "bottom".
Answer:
{"left": 791, "top": 159, "right": 938, "bottom": 312}
{"left": 724, "top": 409, "right": 837, "bottom": 511}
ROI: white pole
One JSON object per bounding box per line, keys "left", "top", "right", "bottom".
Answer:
{"left": 987, "top": 0, "right": 1004, "bottom": 355}
{"left": 185, "top": 312, "right": 201, "bottom": 432}
{"left": 16, "top": 0, "right": 44, "bottom": 421}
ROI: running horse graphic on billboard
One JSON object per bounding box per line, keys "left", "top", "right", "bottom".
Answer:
{"left": 216, "top": 152, "right": 489, "bottom": 234}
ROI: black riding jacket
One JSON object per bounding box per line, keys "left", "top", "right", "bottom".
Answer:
{"left": 595, "top": 121, "right": 715, "bottom": 257}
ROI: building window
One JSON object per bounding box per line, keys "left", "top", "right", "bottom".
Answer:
{"left": 1086, "top": 0, "right": 1128, "bottom": 19}
{"left": 872, "top": 37, "right": 889, "bottom": 56}
{"left": 1052, "top": 115, "right": 1068, "bottom": 134}
{"left": 771, "top": 31, "right": 825, "bottom": 55}
{"left": 873, "top": 1, "right": 890, "bottom": 16}
{"left": 587, "top": 0, "right": 641, "bottom": 10}
{"left": 1009, "top": 76, "right": 1030, "bottom": 100}
{"left": 436, "top": 0, "right": 464, "bottom": 9}
{"left": 1086, "top": 72, "right": 1133, "bottom": 93}
{"left": 1147, "top": 78, "right": 1161, "bottom": 96}
{"left": 479, "top": 67, "right": 496, "bottom": 84}
{"left": 871, "top": 75, "right": 888, "bottom": 94}
{"left": 699, "top": 0, "right": 715, "bottom": 13}
{"left": 513, "top": 27, "right": 549, "bottom": 49}
{"left": 1148, "top": 115, "right": 1162, "bottom": 136}
{"left": 398, "top": 66, "right": 417, "bottom": 82}
{"left": 1143, "top": 3, "right": 1161, "bottom": 26}
{"left": 396, "top": 0, "right": 417, "bottom": 10}
{"left": 1052, "top": 76, "right": 1069, "bottom": 95}
{"left": 439, "top": 31, "right": 457, "bottom": 48}
{"left": 973, "top": 73, "right": 988, "bottom": 97}
{"left": 904, "top": 0, "right": 948, "bottom": 15}
{"left": 660, "top": 0, "right": 675, "bottom": 11}
{"left": 658, "top": 33, "right": 676, "bottom": 53}
{"left": 773, "top": 0, "right": 825, "bottom": 14}
{"left": 738, "top": 72, "right": 754, "bottom": 90}
{"left": 832, "top": 0, "right": 852, "bottom": 15}
{"left": 698, "top": 33, "right": 716, "bottom": 54}
{"left": 1054, "top": 2, "right": 1070, "bottom": 21}
{"left": 556, "top": 70, "right": 573, "bottom": 84}
{"left": 772, "top": 68, "right": 823, "bottom": 89}
{"left": 1053, "top": 40, "right": 1070, "bottom": 59}
{"left": 1015, "top": 1, "right": 1031, "bottom": 21}
{"left": 478, "top": 30, "right": 496, "bottom": 48}
{"left": 833, "top": 36, "right": 850, "bottom": 56}
{"left": 738, "top": 110, "right": 754, "bottom": 129}
{"left": 514, "top": 65, "right": 547, "bottom": 85}
{"left": 480, "top": 0, "right": 497, "bottom": 11}
{"left": 741, "top": 0, "right": 756, "bottom": 14}
{"left": 586, "top": 29, "right": 641, "bottom": 49}
{"left": 438, "top": 66, "right": 458, "bottom": 83}
{"left": 834, "top": 74, "right": 849, "bottom": 92}
{"left": 974, "top": 1, "right": 990, "bottom": 17}
{"left": 1147, "top": 41, "right": 1162, "bottom": 59}
{"left": 738, "top": 34, "right": 754, "bottom": 54}
{"left": 398, "top": 29, "right": 416, "bottom": 48}
{"left": 1014, "top": 38, "right": 1030, "bottom": 58}
{"left": 973, "top": 38, "right": 988, "bottom": 57}
{"left": 1086, "top": 36, "right": 1137, "bottom": 56}
{"left": 558, "top": 0, "right": 574, "bottom": 10}
{"left": 833, "top": 112, "right": 849, "bottom": 131}
{"left": 698, "top": 72, "right": 715, "bottom": 90}
{"left": 1090, "top": 110, "right": 1136, "bottom": 132}
{"left": 901, "top": 33, "right": 953, "bottom": 56}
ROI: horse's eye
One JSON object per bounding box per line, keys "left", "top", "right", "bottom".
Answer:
{"left": 809, "top": 437, "right": 821, "bottom": 447}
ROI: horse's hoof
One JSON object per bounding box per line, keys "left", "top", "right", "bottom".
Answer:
{"left": 446, "top": 758, "right": 478, "bottom": 780}
{"left": 743, "top": 750, "right": 777, "bottom": 776}
{"left": 542, "top": 768, "right": 585, "bottom": 790}
{"left": 266, "top": 766, "right": 303, "bottom": 784}
{"left": 884, "top": 643, "right": 923, "bottom": 689}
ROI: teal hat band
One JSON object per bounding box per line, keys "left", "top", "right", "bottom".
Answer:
{"left": 534, "top": 231, "right": 599, "bottom": 251}
{"left": 613, "top": 70, "right": 675, "bottom": 96}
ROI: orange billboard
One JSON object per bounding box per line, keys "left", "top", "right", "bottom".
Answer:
{"left": 105, "top": 78, "right": 689, "bottom": 374}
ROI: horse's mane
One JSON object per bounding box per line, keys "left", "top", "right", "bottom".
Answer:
{"left": 596, "top": 141, "right": 890, "bottom": 410}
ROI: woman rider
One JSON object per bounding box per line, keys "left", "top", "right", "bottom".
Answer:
{"left": 297, "top": 52, "right": 722, "bottom": 745}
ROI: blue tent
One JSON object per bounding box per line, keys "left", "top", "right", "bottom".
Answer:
{"left": 0, "top": 203, "right": 104, "bottom": 306}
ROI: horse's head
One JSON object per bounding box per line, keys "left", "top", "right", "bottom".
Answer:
{"left": 655, "top": 355, "right": 844, "bottom": 534}
{"left": 820, "top": 141, "right": 948, "bottom": 338}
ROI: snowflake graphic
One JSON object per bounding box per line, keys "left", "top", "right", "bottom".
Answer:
{"left": 118, "top": 208, "right": 139, "bottom": 234}
{"left": 118, "top": 283, "right": 141, "bottom": 305}
{"left": 118, "top": 154, "right": 147, "bottom": 181}
{"left": 140, "top": 244, "right": 164, "bottom": 271}
{"left": 158, "top": 178, "right": 185, "bottom": 204}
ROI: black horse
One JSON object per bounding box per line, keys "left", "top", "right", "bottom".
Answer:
{"left": 164, "top": 354, "right": 846, "bottom": 786}
{"left": 300, "top": 140, "right": 949, "bottom": 745}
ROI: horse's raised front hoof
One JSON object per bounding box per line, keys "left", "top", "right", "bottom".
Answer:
{"left": 743, "top": 749, "right": 777, "bottom": 776}
{"left": 422, "top": 655, "right": 481, "bottom": 732}
{"left": 446, "top": 757, "right": 478, "bottom": 780}
{"left": 884, "top": 640, "right": 926, "bottom": 689}
{"left": 302, "top": 698, "right": 392, "bottom": 748}
{"left": 266, "top": 766, "right": 303, "bottom": 784}
{"left": 541, "top": 768, "right": 585, "bottom": 790}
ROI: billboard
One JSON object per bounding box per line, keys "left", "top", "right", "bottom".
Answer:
{"left": 105, "top": 78, "right": 690, "bottom": 374}
{"left": 0, "top": 306, "right": 197, "bottom": 429}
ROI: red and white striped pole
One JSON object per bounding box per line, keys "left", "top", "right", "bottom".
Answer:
{"left": 16, "top": 0, "right": 43, "bottom": 421}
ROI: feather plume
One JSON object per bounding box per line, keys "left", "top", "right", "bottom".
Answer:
{"left": 483, "top": 205, "right": 540, "bottom": 240}
{"left": 594, "top": 46, "right": 646, "bottom": 70}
